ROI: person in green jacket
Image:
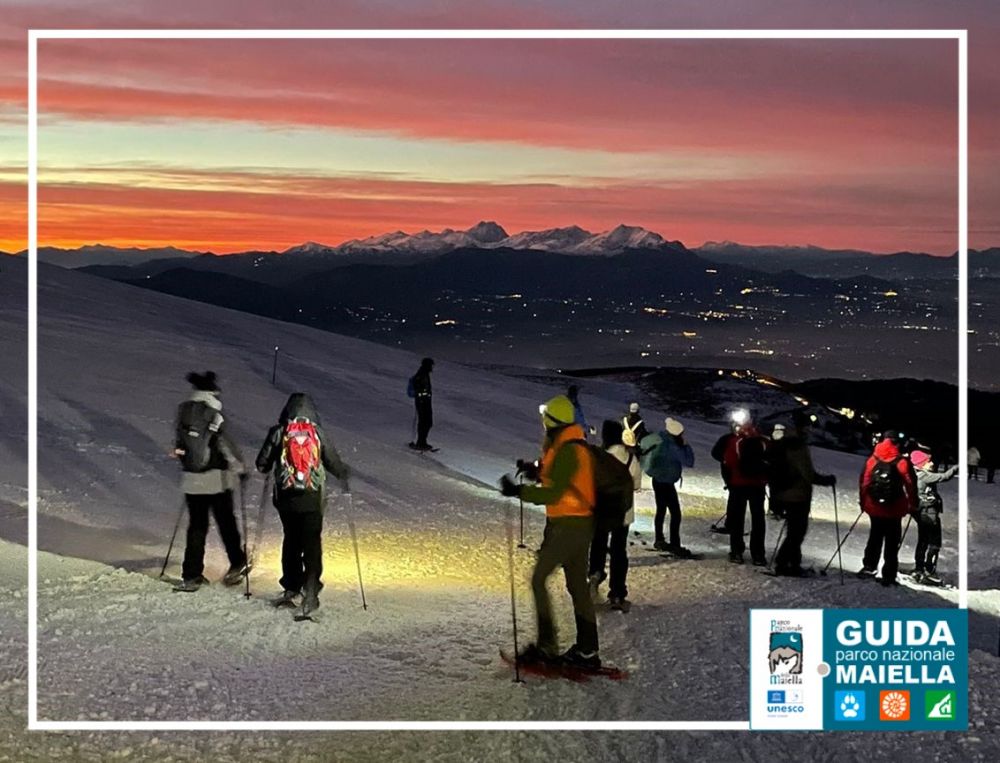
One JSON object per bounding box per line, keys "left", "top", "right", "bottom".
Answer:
{"left": 770, "top": 410, "right": 836, "bottom": 576}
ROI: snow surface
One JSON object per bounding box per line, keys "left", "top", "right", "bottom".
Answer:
{"left": 0, "top": 256, "right": 998, "bottom": 759}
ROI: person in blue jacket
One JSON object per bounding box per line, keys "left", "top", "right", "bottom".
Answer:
{"left": 639, "top": 417, "right": 696, "bottom": 556}
{"left": 566, "top": 385, "right": 589, "bottom": 433}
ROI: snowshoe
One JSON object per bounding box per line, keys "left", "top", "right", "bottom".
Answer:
{"left": 908, "top": 570, "right": 926, "bottom": 584}
{"left": 751, "top": 557, "right": 768, "bottom": 567}
{"left": 173, "top": 575, "right": 209, "bottom": 593}
{"left": 856, "top": 568, "right": 877, "bottom": 580}
{"left": 513, "top": 643, "right": 559, "bottom": 665}
{"left": 764, "top": 566, "right": 817, "bottom": 579}
{"left": 222, "top": 564, "right": 250, "bottom": 587}
{"left": 921, "top": 572, "right": 944, "bottom": 587}
{"left": 499, "top": 648, "right": 626, "bottom": 682}
{"left": 272, "top": 590, "right": 301, "bottom": 608}
{"left": 878, "top": 576, "right": 900, "bottom": 587}
{"left": 294, "top": 590, "right": 321, "bottom": 621}
{"left": 652, "top": 539, "right": 669, "bottom": 552}
{"left": 728, "top": 552, "right": 745, "bottom": 565}
{"left": 709, "top": 524, "right": 729, "bottom": 535}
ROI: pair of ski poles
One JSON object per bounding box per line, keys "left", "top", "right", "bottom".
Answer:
{"left": 764, "top": 486, "right": 849, "bottom": 584}
{"left": 160, "top": 475, "right": 368, "bottom": 610}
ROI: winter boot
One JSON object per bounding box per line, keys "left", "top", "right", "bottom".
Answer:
{"left": 222, "top": 563, "right": 250, "bottom": 586}
{"left": 272, "top": 590, "right": 301, "bottom": 608}
{"left": 752, "top": 556, "right": 768, "bottom": 567}
{"left": 517, "top": 643, "right": 558, "bottom": 665}
{"left": 922, "top": 571, "right": 944, "bottom": 586}
{"left": 665, "top": 544, "right": 694, "bottom": 559}
{"left": 561, "top": 644, "right": 601, "bottom": 670}
{"left": 608, "top": 596, "right": 631, "bottom": 613}
{"left": 728, "top": 552, "right": 745, "bottom": 565}
{"left": 652, "top": 538, "right": 669, "bottom": 552}
{"left": 300, "top": 589, "right": 320, "bottom": 617}
{"left": 856, "top": 567, "right": 877, "bottom": 580}
{"left": 176, "top": 575, "right": 209, "bottom": 592}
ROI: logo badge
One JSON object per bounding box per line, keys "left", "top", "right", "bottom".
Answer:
{"left": 767, "top": 690, "right": 785, "bottom": 703}
{"left": 834, "top": 690, "right": 865, "bottom": 721}
{"left": 925, "top": 690, "right": 955, "bottom": 721}
{"left": 879, "top": 690, "right": 911, "bottom": 721}
{"left": 768, "top": 631, "right": 803, "bottom": 674}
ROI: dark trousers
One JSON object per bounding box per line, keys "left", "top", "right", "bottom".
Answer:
{"left": 278, "top": 509, "right": 324, "bottom": 595}
{"left": 415, "top": 397, "right": 433, "bottom": 446}
{"left": 532, "top": 516, "right": 598, "bottom": 654}
{"left": 652, "top": 480, "right": 682, "bottom": 546}
{"left": 914, "top": 511, "right": 942, "bottom": 573}
{"left": 728, "top": 485, "right": 766, "bottom": 560}
{"left": 182, "top": 490, "right": 245, "bottom": 580}
{"left": 987, "top": 467, "right": 995, "bottom": 484}
{"left": 588, "top": 521, "right": 630, "bottom": 599}
{"left": 969, "top": 466, "right": 979, "bottom": 480}
{"left": 862, "top": 515, "right": 902, "bottom": 582}
{"left": 773, "top": 500, "right": 810, "bottom": 572}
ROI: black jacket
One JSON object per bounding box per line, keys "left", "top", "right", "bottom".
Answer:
{"left": 767, "top": 433, "right": 835, "bottom": 504}
{"left": 411, "top": 367, "right": 432, "bottom": 399}
{"left": 256, "top": 394, "right": 350, "bottom": 513}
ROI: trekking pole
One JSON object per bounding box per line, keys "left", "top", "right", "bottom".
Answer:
{"left": 821, "top": 508, "right": 863, "bottom": 576}
{"left": 517, "top": 473, "right": 526, "bottom": 549}
{"left": 897, "top": 514, "right": 913, "bottom": 551}
{"left": 240, "top": 477, "right": 251, "bottom": 599}
{"left": 710, "top": 510, "right": 727, "bottom": 532}
{"left": 767, "top": 519, "right": 786, "bottom": 571}
{"left": 250, "top": 473, "right": 271, "bottom": 571}
{"left": 831, "top": 485, "right": 845, "bottom": 585}
{"left": 271, "top": 345, "right": 279, "bottom": 386}
{"left": 159, "top": 498, "right": 187, "bottom": 578}
{"left": 504, "top": 501, "right": 524, "bottom": 684}
{"left": 347, "top": 493, "right": 368, "bottom": 610}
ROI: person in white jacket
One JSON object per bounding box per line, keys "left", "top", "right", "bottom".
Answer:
{"left": 968, "top": 446, "right": 981, "bottom": 480}
{"left": 588, "top": 419, "right": 636, "bottom": 611}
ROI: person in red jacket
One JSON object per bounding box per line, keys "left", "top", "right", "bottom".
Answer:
{"left": 713, "top": 413, "right": 770, "bottom": 565}
{"left": 857, "top": 431, "right": 917, "bottom": 586}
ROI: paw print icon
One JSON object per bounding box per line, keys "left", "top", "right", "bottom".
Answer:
{"left": 834, "top": 690, "right": 865, "bottom": 721}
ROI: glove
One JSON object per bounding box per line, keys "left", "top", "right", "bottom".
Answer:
{"left": 516, "top": 459, "right": 540, "bottom": 481}
{"left": 499, "top": 474, "right": 521, "bottom": 497}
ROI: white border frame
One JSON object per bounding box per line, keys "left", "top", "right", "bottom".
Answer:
{"left": 26, "top": 27, "right": 969, "bottom": 732}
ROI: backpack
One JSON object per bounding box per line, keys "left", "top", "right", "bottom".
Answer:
{"left": 278, "top": 417, "right": 325, "bottom": 492}
{"left": 177, "top": 402, "right": 221, "bottom": 473}
{"left": 406, "top": 377, "right": 416, "bottom": 399}
{"left": 621, "top": 417, "right": 640, "bottom": 448}
{"left": 571, "top": 441, "right": 633, "bottom": 525}
{"left": 640, "top": 434, "right": 682, "bottom": 484}
{"left": 868, "top": 457, "right": 903, "bottom": 505}
{"left": 737, "top": 435, "right": 768, "bottom": 478}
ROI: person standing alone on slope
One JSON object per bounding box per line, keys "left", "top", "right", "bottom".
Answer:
{"left": 256, "top": 393, "right": 350, "bottom": 617}
{"left": 173, "top": 371, "right": 248, "bottom": 591}
{"left": 499, "top": 395, "right": 600, "bottom": 668}
{"left": 409, "top": 357, "right": 435, "bottom": 451}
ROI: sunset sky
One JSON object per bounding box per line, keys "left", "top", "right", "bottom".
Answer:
{"left": 1, "top": 1, "right": 998, "bottom": 255}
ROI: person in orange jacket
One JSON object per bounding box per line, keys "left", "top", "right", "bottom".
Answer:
{"left": 500, "top": 394, "right": 600, "bottom": 669}
{"left": 857, "top": 431, "right": 917, "bottom": 586}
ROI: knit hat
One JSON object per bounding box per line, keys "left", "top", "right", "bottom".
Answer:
{"left": 186, "top": 371, "right": 220, "bottom": 392}
{"left": 665, "top": 417, "right": 684, "bottom": 436}
{"left": 629, "top": 402, "right": 640, "bottom": 414}
{"left": 539, "top": 395, "right": 576, "bottom": 429}
{"left": 910, "top": 450, "right": 931, "bottom": 469}
{"left": 772, "top": 424, "right": 786, "bottom": 441}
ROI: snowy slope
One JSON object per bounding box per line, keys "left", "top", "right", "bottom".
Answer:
{"left": 0, "top": 257, "right": 998, "bottom": 759}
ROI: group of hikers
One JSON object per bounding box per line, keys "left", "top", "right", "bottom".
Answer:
{"left": 169, "top": 363, "right": 959, "bottom": 668}
{"left": 499, "top": 387, "right": 959, "bottom": 670}
{"left": 173, "top": 371, "right": 349, "bottom": 618}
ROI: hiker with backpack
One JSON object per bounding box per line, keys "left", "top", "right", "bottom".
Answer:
{"left": 769, "top": 410, "right": 836, "bottom": 577}
{"left": 857, "top": 431, "right": 917, "bottom": 586}
{"left": 588, "top": 420, "right": 639, "bottom": 610}
{"left": 408, "top": 357, "right": 435, "bottom": 451}
{"left": 638, "top": 417, "right": 696, "bottom": 556}
{"left": 256, "top": 393, "right": 351, "bottom": 617}
{"left": 909, "top": 450, "right": 958, "bottom": 586}
{"left": 499, "top": 395, "right": 612, "bottom": 668}
{"left": 714, "top": 412, "right": 770, "bottom": 565}
{"left": 173, "top": 372, "right": 249, "bottom": 591}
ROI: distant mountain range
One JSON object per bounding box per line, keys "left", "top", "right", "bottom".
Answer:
{"left": 6, "top": 221, "right": 996, "bottom": 283}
